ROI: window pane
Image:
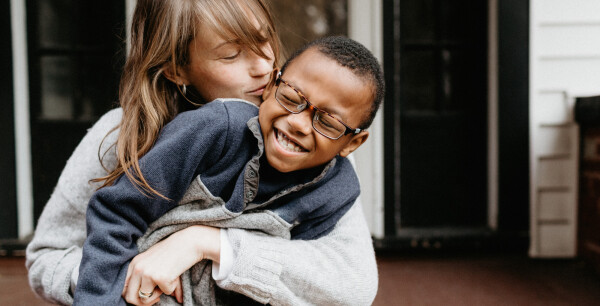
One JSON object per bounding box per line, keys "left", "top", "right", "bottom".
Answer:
{"left": 440, "top": 0, "right": 463, "bottom": 42}
{"left": 40, "top": 56, "right": 73, "bottom": 120}
{"left": 80, "top": 55, "right": 118, "bottom": 120}
{"left": 401, "top": 50, "right": 436, "bottom": 113}
{"left": 76, "top": 2, "right": 121, "bottom": 47}
{"left": 441, "top": 48, "right": 467, "bottom": 112}
{"left": 38, "top": 0, "right": 74, "bottom": 49}
{"left": 400, "top": 0, "right": 435, "bottom": 43}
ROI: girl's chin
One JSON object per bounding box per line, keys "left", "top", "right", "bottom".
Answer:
{"left": 244, "top": 95, "right": 262, "bottom": 106}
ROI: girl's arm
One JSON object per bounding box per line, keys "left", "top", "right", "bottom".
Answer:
{"left": 126, "top": 198, "right": 377, "bottom": 306}
{"left": 126, "top": 157, "right": 377, "bottom": 305}
{"left": 25, "top": 108, "right": 122, "bottom": 305}
{"left": 219, "top": 197, "right": 378, "bottom": 306}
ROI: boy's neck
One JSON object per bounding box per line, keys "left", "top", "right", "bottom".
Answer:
{"left": 259, "top": 154, "right": 329, "bottom": 181}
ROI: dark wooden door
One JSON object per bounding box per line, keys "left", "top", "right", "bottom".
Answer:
{"left": 27, "top": 0, "right": 125, "bottom": 223}
{"left": 575, "top": 97, "right": 600, "bottom": 275}
{"left": 1, "top": 0, "right": 18, "bottom": 239}
{"left": 384, "top": 0, "right": 488, "bottom": 235}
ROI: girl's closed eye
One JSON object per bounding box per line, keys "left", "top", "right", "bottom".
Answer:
{"left": 220, "top": 48, "right": 242, "bottom": 60}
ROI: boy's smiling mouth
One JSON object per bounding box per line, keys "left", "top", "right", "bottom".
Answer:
{"left": 275, "top": 129, "right": 307, "bottom": 153}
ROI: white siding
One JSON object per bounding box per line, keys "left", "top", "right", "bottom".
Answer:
{"left": 537, "top": 0, "right": 600, "bottom": 22}
{"left": 538, "top": 59, "right": 600, "bottom": 91}
{"left": 537, "top": 25, "right": 600, "bottom": 57}
{"left": 530, "top": 0, "right": 600, "bottom": 257}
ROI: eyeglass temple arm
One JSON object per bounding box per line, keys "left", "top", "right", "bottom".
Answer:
{"left": 347, "top": 127, "right": 362, "bottom": 135}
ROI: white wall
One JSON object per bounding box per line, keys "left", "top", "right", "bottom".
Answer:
{"left": 348, "top": 0, "right": 384, "bottom": 238}
{"left": 529, "top": 0, "right": 600, "bottom": 257}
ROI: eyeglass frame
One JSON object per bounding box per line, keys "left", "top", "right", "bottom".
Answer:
{"left": 274, "top": 71, "right": 362, "bottom": 140}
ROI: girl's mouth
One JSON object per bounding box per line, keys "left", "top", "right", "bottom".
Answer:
{"left": 248, "top": 84, "right": 266, "bottom": 96}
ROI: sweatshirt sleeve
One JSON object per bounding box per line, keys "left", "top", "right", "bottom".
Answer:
{"left": 25, "top": 108, "right": 122, "bottom": 305}
{"left": 73, "top": 103, "right": 231, "bottom": 305}
{"left": 218, "top": 198, "right": 378, "bottom": 306}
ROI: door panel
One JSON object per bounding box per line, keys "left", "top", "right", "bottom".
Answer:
{"left": 401, "top": 113, "right": 486, "bottom": 227}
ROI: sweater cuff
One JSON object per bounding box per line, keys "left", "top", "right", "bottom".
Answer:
{"left": 215, "top": 228, "right": 286, "bottom": 304}
{"left": 212, "top": 229, "right": 235, "bottom": 281}
{"left": 50, "top": 246, "right": 81, "bottom": 305}
{"left": 70, "top": 262, "right": 80, "bottom": 297}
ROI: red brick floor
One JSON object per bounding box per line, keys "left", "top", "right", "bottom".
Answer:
{"left": 373, "top": 253, "right": 600, "bottom": 306}
{"left": 0, "top": 257, "right": 52, "bottom": 305}
{"left": 3, "top": 253, "right": 600, "bottom": 305}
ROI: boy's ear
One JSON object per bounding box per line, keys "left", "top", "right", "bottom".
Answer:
{"left": 163, "top": 63, "right": 189, "bottom": 85}
{"left": 262, "top": 68, "right": 280, "bottom": 100}
{"left": 339, "top": 131, "right": 369, "bottom": 157}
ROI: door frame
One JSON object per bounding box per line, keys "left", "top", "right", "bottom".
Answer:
{"left": 353, "top": 0, "right": 528, "bottom": 249}
{"left": 10, "top": 0, "right": 34, "bottom": 240}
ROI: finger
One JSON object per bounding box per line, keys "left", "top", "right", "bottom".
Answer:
{"left": 124, "top": 270, "right": 142, "bottom": 303}
{"left": 173, "top": 278, "right": 183, "bottom": 303}
{"left": 126, "top": 288, "right": 162, "bottom": 306}
{"left": 154, "top": 277, "right": 177, "bottom": 296}
{"left": 122, "top": 262, "right": 134, "bottom": 296}
{"left": 141, "top": 287, "right": 163, "bottom": 305}
{"left": 138, "top": 274, "right": 157, "bottom": 301}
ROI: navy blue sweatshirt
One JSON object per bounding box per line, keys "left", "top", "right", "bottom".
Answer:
{"left": 73, "top": 99, "right": 360, "bottom": 305}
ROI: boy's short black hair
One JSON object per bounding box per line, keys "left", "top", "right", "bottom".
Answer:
{"left": 280, "top": 36, "right": 384, "bottom": 130}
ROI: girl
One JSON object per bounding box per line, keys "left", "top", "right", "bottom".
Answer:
{"left": 26, "top": 0, "right": 377, "bottom": 305}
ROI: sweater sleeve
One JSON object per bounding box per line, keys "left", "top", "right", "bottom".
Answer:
{"left": 25, "top": 108, "right": 122, "bottom": 305}
{"left": 218, "top": 194, "right": 378, "bottom": 305}
{"left": 73, "top": 103, "right": 231, "bottom": 305}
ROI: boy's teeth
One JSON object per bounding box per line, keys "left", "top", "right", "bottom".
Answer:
{"left": 277, "top": 130, "right": 303, "bottom": 152}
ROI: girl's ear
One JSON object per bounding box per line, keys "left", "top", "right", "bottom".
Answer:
{"left": 163, "top": 63, "right": 189, "bottom": 85}
{"left": 339, "top": 131, "right": 369, "bottom": 157}
{"left": 262, "top": 68, "right": 280, "bottom": 100}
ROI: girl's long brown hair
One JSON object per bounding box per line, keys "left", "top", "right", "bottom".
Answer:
{"left": 93, "top": 0, "right": 281, "bottom": 199}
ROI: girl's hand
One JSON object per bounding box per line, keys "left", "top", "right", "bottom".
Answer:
{"left": 121, "top": 225, "right": 221, "bottom": 305}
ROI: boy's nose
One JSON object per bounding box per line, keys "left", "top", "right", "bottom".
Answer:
{"left": 286, "top": 111, "right": 313, "bottom": 136}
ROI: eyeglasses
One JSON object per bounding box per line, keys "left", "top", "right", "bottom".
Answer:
{"left": 275, "top": 72, "right": 362, "bottom": 140}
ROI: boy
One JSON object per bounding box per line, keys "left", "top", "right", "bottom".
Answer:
{"left": 74, "top": 36, "right": 385, "bottom": 305}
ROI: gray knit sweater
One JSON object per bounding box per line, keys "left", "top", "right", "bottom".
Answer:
{"left": 25, "top": 108, "right": 378, "bottom": 305}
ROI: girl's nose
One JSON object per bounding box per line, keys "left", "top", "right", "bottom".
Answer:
{"left": 250, "top": 56, "right": 273, "bottom": 77}
{"left": 250, "top": 46, "right": 274, "bottom": 77}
